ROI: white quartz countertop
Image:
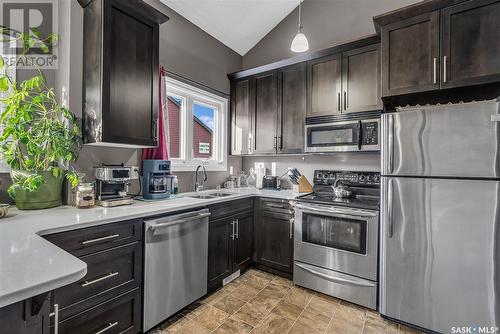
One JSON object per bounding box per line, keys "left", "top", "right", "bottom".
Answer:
{"left": 0, "top": 187, "right": 301, "bottom": 308}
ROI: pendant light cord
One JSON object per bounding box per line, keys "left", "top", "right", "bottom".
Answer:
{"left": 298, "top": 0, "right": 302, "bottom": 32}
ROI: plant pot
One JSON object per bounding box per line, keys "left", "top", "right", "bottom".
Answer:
{"left": 10, "top": 171, "right": 64, "bottom": 210}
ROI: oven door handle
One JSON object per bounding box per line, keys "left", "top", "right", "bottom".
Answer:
{"left": 295, "top": 263, "right": 376, "bottom": 287}
{"left": 295, "top": 203, "right": 377, "bottom": 218}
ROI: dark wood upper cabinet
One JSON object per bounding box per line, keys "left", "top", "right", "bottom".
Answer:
{"left": 230, "top": 79, "right": 253, "bottom": 155}
{"left": 278, "top": 63, "right": 307, "bottom": 154}
{"left": 342, "top": 44, "right": 382, "bottom": 113}
{"left": 82, "top": 0, "right": 168, "bottom": 147}
{"left": 307, "top": 54, "right": 342, "bottom": 117}
{"left": 440, "top": 0, "right": 500, "bottom": 88}
{"left": 381, "top": 11, "right": 440, "bottom": 97}
{"left": 379, "top": 0, "right": 500, "bottom": 101}
{"left": 253, "top": 71, "right": 278, "bottom": 154}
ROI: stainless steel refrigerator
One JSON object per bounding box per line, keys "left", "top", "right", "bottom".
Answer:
{"left": 380, "top": 100, "right": 500, "bottom": 333}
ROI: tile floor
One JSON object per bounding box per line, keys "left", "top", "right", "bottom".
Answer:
{"left": 149, "top": 269, "right": 423, "bottom": 334}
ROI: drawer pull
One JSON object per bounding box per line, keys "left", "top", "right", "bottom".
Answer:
{"left": 81, "top": 272, "right": 119, "bottom": 287}
{"left": 95, "top": 321, "right": 118, "bottom": 334}
{"left": 82, "top": 234, "right": 120, "bottom": 245}
{"left": 265, "top": 204, "right": 287, "bottom": 210}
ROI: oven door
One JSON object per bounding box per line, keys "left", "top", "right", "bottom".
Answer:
{"left": 304, "top": 118, "right": 380, "bottom": 153}
{"left": 294, "top": 203, "right": 379, "bottom": 280}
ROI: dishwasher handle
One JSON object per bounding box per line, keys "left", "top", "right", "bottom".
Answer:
{"left": 146, "top": 210, "right": 210, "bottom": 234}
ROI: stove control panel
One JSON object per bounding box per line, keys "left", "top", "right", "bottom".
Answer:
{"left": 313, "top": 170, "right": 380, "bottom": 186}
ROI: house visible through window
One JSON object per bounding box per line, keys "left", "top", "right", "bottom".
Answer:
{"left": 165, "top": 77, "right": 227, "bottom": 171}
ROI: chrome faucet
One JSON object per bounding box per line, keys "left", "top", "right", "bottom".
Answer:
{"left": 195, "top": 164, "right": 207, "bottom": 192}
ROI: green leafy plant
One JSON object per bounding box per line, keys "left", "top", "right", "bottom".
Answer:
{"left": 0, "top": 27, "right": 82, "bottom": 198}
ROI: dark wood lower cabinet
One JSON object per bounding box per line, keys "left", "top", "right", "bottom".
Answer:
{"left": 55, "top": 288, "right": 141, "bottom": 334}
{"left": 0, "top": 293, "right": 51, "bottom": 334}
{"left": 232, "top": 212, "right": 254, "bottom": 272}
{"left": 43, "top": 221, "right": 144, "bottom": 334}
{"left": 207, "top": 200, "right": 254, "bottom": 292}
{"left": 254, "top": 199, "right": 294, "bottom": 277}
{"left": 207, "top": 216, "right": 234, "bottom": 291}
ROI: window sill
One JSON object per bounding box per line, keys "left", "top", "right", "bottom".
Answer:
{"left": 171, "top": 162, "right": 227, "bottom": 172}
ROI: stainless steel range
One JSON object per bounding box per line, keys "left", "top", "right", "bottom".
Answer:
{"left": 294, "top": 170, "right": 380, "bottom": 309}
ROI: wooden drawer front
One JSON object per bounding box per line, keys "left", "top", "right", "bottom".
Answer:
{"left": 56, "top": 288, "right": 141, "bottom": 334}
{"left": 209, "top": 198, "right": 253, "bottom": 220}
{"left": 54, "top": 242, "right": 142, "bottom": 320}
{"left": 44, "top": 220, "right": 142, "bottom": 256}
{"left": 259, "top": 198, "right": 293, "bottom": 215}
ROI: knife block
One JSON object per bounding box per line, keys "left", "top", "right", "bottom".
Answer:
{"left": 293, "top": 175, "right": 314, "bottom": 193}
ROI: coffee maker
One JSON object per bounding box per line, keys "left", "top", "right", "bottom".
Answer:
{"left": 142, "top": 160, "right": 173, "bottom": 200}
{"left": 94, "top": 164, "right": 139, "bottom": 207}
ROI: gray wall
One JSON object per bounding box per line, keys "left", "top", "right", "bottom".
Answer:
{"left": 242, "top": 154, "right": 380, "bottom": 189}
{"left": 240, "top": 0, "right": 419, "bottom": 181}
{"left": 0, "top": 0, "right": 242, "bottom": 203}
{"left": 242, "top": 0, "right": 418, "bottom": 69}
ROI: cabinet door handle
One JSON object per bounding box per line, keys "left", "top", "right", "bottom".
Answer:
{"left": 337, "top": 92, "right": 341, "bottom": 111}
{"left": 235, "top": 219, "right": 239, "bottom": 239}
{"left": 81, "top": 234, "right": 120, "bottom": 245}
{"left": 81, "top": 272, "right": 119, "bottom": 287}
{"left": 153, "top": 118, "right": 158, "bottom": 142}
{"left": 433, "top": 57, "right": 437, "bottom": 84}
{"left": 49, "top": 304, "right": 59, "bottom": 334}
{"left": 266, "top": 204, "right": 287, "bottom": 210}
{"left": 289, "top": 218, "right": 294, "bottom": 239}
{"left": 344, "top": 91, "right": 347, "bottom": 110}
{"left": 443, "top": 56, "right": 447, "bottom": 83}
{"left": 95, "top": 322, "right": 118, "bottom": 334}
{"left": 231, "top": 221, "right": 235, "bottom": 240}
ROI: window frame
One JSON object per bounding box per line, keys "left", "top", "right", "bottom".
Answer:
{"left": 0, "top": 44, "right": 15, "bottom": 173}
{"left": 165, "top": 77, "right": 228, "bottom": 172}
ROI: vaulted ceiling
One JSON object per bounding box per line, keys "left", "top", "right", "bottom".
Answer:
{"left": 160, "top": 0, "right": 300, "bottom": 55}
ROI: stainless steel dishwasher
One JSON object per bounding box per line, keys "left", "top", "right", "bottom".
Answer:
{"left": 143, "top": 208, "right": 210, "bottom": 331}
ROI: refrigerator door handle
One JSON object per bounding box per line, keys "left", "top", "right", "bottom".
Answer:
{"left": 388, "top": 178, "right": 394, "bottom": 238}
{"left": 388, "top": 114, "right": 394, "bottom": 174}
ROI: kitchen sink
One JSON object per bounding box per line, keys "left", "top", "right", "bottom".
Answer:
{"left": 207, "top": 192, "right": 235, "bottom": 197}
{"left": 186, "top": 192, "right": 236, "bottom": 199}
{"left": 186, "top": 194, "right": 215, "bottom": 199}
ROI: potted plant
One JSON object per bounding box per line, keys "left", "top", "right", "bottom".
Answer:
{"left": 0, "top": 28, "right": 82, "bottom": 209}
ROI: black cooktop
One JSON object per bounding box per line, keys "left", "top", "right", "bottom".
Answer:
{"left": 295, "top": 170, "right": 380, "bottom": 210}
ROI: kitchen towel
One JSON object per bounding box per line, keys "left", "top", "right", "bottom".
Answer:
{"left": 142, "top": 65, "right": 169, "bottom": 161}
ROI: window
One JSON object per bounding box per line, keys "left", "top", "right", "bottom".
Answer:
{"left": 0, "top": 43, "right": 15, "bottom": 172}
{"left": 165, "top": 77, "right": 228, "bottom": 171}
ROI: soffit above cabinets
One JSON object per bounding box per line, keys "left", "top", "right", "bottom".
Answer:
{"left": 159, "top": 0, "right": 299, "bottom": 55}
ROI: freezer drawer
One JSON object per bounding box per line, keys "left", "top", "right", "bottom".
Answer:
{"left": 380, "top": 177, "right": 500, "bottom": 333}
{"left": 294, "top": 261, "right": 377, "bottom": 309}
{"left": 382, "top": 100, "right": 500, "bottom": 178}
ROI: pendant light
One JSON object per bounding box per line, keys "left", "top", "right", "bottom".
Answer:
{"left": 290, "top": 0, "right": 309, "bottom": 53}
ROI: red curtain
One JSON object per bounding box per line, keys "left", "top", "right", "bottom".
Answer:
{"left": 142, "top": 66, "right": 169, "bottom": 161}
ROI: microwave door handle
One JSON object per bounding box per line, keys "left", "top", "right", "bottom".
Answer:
{"left": 357, "top": 120, "right": 362, "bottom": 150}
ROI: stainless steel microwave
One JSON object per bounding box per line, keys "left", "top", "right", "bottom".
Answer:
{"left": 305, "top": 118, "right": 380, "bottom": 153}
